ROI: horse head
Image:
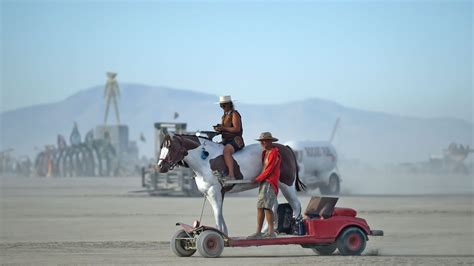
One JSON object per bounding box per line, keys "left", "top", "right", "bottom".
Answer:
{"left": 156, "top": 133, "right": 189, "bottom": 173}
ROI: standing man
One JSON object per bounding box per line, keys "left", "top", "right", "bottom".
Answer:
{"left": 248, "top": 132, "right": 280, "bottom": 239}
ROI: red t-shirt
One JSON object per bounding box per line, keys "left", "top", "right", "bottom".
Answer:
{"left": 255, "top": 147, "right": 280, "bottom": 195}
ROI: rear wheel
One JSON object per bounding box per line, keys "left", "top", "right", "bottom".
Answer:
{"left": 320, "top": 174, "right": 340, "bottom": 195}
{"left": 171, "top": 229, "right": 196, "bottom": 257}
{"left": 336, "top": 227, "right": 366, "bottom": 256}
{"left": 196, "top": 230, "right": 225, "bottom": 258}
{"left": 311, "top": 244, "right": 337, "bottom": 255}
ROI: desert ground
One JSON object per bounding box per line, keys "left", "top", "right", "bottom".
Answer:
{"left": 1, "top": 176, "right": 473, "bottom": 265}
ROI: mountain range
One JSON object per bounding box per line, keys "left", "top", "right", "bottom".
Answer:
{"left": 1, "top": 83, "right": 472, "bottom": 165}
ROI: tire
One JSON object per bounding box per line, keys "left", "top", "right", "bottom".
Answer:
{"left": 336, "top": 227, "right": 367, "bottom": 256}
{"left": 196, "top": 230, "right": 225, "bottom": 258}
{"left": 320, "top": 174, "right": 340, "bottom": 195}
{"left": 171, "top": 229, "right": 196, "bottom": 257}
{"left": 311, "top": 244, "right": 337, "bottom": 255}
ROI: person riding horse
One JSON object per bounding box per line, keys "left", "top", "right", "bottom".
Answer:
{"left": 213, "top": 95, "right": 244, "bottom": 181}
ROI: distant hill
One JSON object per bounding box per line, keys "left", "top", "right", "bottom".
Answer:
{"left": 1, "top": 83, "right": 472, "bottom": 164}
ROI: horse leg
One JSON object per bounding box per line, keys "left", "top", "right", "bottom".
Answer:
{"left": 206, "top": 185, "right": 228, "bottom": 235}
{"left": 280, "top": 183, "right": 303, "bottom": 220}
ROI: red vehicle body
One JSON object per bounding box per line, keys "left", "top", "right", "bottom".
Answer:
{"left": 171, "top": 202, "right": 383, "bottom": 258}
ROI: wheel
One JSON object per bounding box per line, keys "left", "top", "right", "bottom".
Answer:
{"left": 320, "top": 174, "right": 340, "bottom": 195}
{"left": 336, "top": 227, "right": 367, "bottom": 256}
{"left": 170, "top": 229, "right": 196, "bottom": 257}
{"left": 311, "top": 244, "right": 337, "bottom": 255}
{"left": 196, "top": 230, "right": 225, "bottom": 258}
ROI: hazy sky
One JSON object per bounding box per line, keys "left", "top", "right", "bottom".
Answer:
{"left": 1, "top": 0, "right": 472, "bottom": 122}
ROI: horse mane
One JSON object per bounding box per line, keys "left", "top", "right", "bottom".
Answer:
{"left": 175, "top": 133, "right": 222, "bottom": 144}
{"left": 174, "top": 134, "right": 193, "bottom": 138}
{"left": 174, "top": 133, "right": 207, "bottom": 140}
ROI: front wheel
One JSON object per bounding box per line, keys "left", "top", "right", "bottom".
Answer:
{"left": 336, "top": 227, "right": 367, "bottom": 256}
{"left": 196, "top": 230, "right": 225, "bottom": 258}
{"left": 311, "top": 244, "right": 337, "bottom": 255}
{"left": 171, "top": 229, "right": 196, "bottom": 257}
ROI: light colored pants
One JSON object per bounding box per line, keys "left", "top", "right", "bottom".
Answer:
{"left": 257, "top": 181, "right": 277, "bottom": 210}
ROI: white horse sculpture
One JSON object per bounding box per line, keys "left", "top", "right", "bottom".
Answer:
{"left": 156, "top": 132, "right": 305, "bottom": 235}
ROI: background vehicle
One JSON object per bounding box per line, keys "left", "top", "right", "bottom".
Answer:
{"left": 285, "top": 119, "right": 341, "bottom": 194}
{"left": 141, "top": 122, "right": 201, "bottom": 196}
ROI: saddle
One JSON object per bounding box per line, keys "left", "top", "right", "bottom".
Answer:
{"left": 197, "top": 131, "right": 251, "bottom": 186}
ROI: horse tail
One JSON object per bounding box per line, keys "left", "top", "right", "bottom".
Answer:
{"left": 286, "top": 145, "right": 306, "bottom": 192}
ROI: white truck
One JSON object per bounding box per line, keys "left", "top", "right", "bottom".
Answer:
{"left": 284, "top": 118, "right": 341, "bottom": 195}
{"left": 284, "top": 140, "right": 340, "bottom": 194}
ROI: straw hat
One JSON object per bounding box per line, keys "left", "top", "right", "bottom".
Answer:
{"left": 255, "top": 132, "right": 278, "bottom": 142}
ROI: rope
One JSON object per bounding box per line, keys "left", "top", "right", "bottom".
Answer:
{"left": 198, "top": 194, "right": 207, "bottom": 223}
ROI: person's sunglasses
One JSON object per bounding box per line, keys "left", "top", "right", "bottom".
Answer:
{"left": 220, "top": 103, "right": 227, "bottom": 108}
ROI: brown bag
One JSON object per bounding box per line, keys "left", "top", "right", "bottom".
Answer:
{"left": 233, "top": 136, "right": 244, "bottom": 149}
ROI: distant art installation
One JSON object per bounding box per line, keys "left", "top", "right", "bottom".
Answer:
{"left": 104, "top": 72, "right": 121, "bottom": 125}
